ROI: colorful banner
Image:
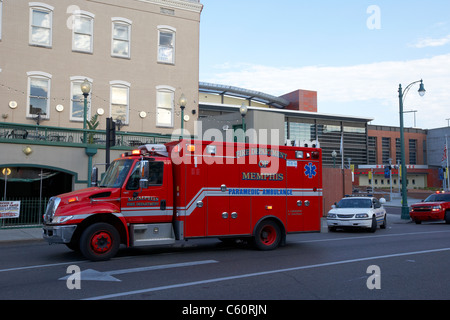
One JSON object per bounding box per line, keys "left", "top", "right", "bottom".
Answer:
{"left": 0, "top": 201, "right": 21, "bottom": 219}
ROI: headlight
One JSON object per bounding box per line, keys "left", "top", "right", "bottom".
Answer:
{"left": 51, "top": 216, "right": 73, "bottom": 224}
{"left": 327, "top": 213, "right": 336, "bottom": 218}
{"left": 432, "top": 205, "right": 442, "bottom": 212}
{"left": 43, "top": 197, "right": 61, "bottom": 223}
{"left": 355, "top": 213, "right": 369, "bottom": 218}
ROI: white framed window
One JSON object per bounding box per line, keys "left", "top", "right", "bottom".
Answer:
{"left": 156, "top": 85, "right": 175, "bottom": 127}
{"left": 29, "top": 3, "right": 54, "bottom": 47}
{"left": 70, "top": 76, "right": 92, "bottom": 122}
{"left": 157, "top": 25, "right": 176, "bottom": 64}
{"left": 110, "top": 81, "right": 130, "bottom": 125}
{"left": 72, "top": 11, "right": 95, "bottom": 53}
{"left": 27, "top": 71, "right": 52, "bottom": 119}
{"left": 112, "top": 17, "right": 131, "bottom": 58}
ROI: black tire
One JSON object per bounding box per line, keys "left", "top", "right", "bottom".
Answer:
{"left": 80, "top": 222, "right": 120, "bottom": 261}
{"left": 445, "top": 211, "right": 450, "bottom": 224}
{"left": 369, "top": 215, "right": 377, "bottom": 233}
{"left": 380, "top": 214, "right": 387, "bottom": 229}
{"left": 253, "top": 220, "right": 282, "bottom": 251}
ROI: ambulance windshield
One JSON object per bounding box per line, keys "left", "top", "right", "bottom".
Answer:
{"left": 99, "top": 159, "right": 134, "bottom": 188}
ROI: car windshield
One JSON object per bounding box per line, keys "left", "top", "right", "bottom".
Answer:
{"left": 424, "top": 193, "right": 450, "bottom": 202}
{"left": 99, "top": 159, "right": 134, "bottom": 188}
{"left": 337, "top": 198, "right": 372, "bottom": 208}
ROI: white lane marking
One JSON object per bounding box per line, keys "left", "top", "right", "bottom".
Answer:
{"left": 58, "top": 260, "right": 219, "bottom": 282}
{"left": 85, "top": 247, "right": 450, "bottom": 300}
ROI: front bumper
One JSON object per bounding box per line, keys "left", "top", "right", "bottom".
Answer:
{"left": 410, "top": 211, "right": 444, "bottom": 222}
{"left": 43, "top": 225, "right": 77, "bottom": 244}
{"left": 327, "top": 218, "right": 372, "bottom": 228}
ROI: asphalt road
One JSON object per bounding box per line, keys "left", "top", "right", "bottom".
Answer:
{"left": 1, "top": 207, "right": 450, "bottom": 307}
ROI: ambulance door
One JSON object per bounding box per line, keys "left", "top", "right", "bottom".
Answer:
{"left": 286, "top": 151, "right": 322, "bottom": 233}
{"left": 206, "top": 145, "right": 239, "bottom": 236}
{"left": 121, "top": 160, "right": 169, "bottom": 224}
{"left": 286, "top": 159, "right": 304, "bottom": 232}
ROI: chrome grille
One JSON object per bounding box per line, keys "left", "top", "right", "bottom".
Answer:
{"left": 412, "top": 206, "right": 432, "bottom": 212}
{"left": 43, "top": 197, "right": 61, "bottom": 223}
{"left": 337, "top": 214, "right": 355, "bottom": 219}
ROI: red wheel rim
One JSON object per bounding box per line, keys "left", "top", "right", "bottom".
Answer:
{"left": 260, "top": 225, "right": 276, "bottom": 246}
{"left": 90, "top": 231, "right": 112, "bottom": 254}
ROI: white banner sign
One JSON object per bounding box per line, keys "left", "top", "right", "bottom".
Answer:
{"left": 0, "top": 201, "right": 21, "bottom": 219}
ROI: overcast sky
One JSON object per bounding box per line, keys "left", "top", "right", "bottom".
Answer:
{"left": 199, "top": 0, "right": 450, "bottom": 129}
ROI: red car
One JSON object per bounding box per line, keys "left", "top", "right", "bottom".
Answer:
{"left": 410, "top": 191, "right": 450, "bottom": 224}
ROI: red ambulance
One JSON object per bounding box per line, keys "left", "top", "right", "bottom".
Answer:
{"left": 43, "top": 140, "right": 322, "bottom": 261}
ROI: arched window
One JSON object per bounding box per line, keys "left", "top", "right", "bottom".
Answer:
{"left": 27, "top": 71, "right": 52, "bottom": 119}
{"left": 110, "top": 80, "right": 130, "bottom": 125}
{"left": 29, "top": 2, "right": 54, "bottom": 47}
{"left": 72, "top": 10, "right": 95, "bottom": 53}
{"left": 112, "top": 17, "right": 132, "bottom": 58}
{"left": 157, "top": 25, "right": 176, "bottom": 64}
{"left": 156, "top": 85, "right": 175, "bottom": 127}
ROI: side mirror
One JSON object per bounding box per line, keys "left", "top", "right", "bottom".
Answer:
{"left": 379, "top": 198, "right": 386, "bottom": 204}
{"left": 139, "top": 160, "right": 149, "bottom": 189}
{"left": 91, "top": 167, "right": 98, "bottom": 187}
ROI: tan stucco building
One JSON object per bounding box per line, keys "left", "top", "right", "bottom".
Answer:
{"left": 0, "top": 0, "right": 202, "bottom": 133}
{"left": 0, "top": 0, "right": 202, "bottom": 201}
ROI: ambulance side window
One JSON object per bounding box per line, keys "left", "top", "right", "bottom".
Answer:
{"left": 126, "top": 161, "right": 164, "bottom": 190}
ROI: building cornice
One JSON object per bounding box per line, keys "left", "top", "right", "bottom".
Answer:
{"left": 136, "top": 0, "right": 203, "bottom": 13}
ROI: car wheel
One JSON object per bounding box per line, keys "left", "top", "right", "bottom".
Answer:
{"left": 253, "top": 220, "right": 282, "bottom": 251}
{"left": 445, "top": 211, "right": 450, "bottom": 224}
{"left": 380, "top": 214, "right": 387, "bottom": 229}
{"left": 80, "top": 222, "right": 120, "bottom": 261}
{"left": 369, "top": 215, "right": 377, "bottom": 233}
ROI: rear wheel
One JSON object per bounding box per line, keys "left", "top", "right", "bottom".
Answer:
{"left": 254, "top": 220, "right": 282, "bottom": 251}
{"left": 80, "top": 223, "right": 120, "bottom": 261}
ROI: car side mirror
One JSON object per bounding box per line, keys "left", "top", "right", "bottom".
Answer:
{"left": 139, "top": 160, "right": 150, "bottom": 189}
{"left": 91, "top": 167, "right": 98, "bottom": 187}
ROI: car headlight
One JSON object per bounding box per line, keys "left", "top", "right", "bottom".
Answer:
{"left": 355, "top": 213, "right": 369, "bottom": 218}
{"left": 51, "top": 216, "right": 73, "bottom": 224}
{"left": 43, "top": 197, "right": 61, "bottom": 223}
{"left": 432, "top": 205, "right": 442, "bottom": 212}
{"left": 327, "top": 213, "right": 337, "bottom": 218}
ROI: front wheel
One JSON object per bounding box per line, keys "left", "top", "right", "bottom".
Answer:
{"left": 80, "top": 223, "right": 120, "bottom": 261}
{"left": 253, "top": 220, "right": 282, "bottom": 251}
{"left": 369, "top": 215, "right": 377, "bottom": 233}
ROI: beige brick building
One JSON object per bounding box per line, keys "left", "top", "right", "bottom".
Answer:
{"left": 0, "top": 0, "right": 202, "bottom": 201}
{"left": 0, "top": 0, "right": 202, "bottom": 134}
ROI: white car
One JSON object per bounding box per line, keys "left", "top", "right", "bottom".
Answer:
{"left": 327, "top": 196, "right": 387, "bottom": 232}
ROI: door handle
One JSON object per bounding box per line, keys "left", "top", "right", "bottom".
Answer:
{"left": 231, "top": 212, "right": 238, "bottom": 219}
{"left": 222, "top": 212, "right": 228, "bottom": 219}
{"left": 160, "top": 199, "right": 166, "bottom": 210}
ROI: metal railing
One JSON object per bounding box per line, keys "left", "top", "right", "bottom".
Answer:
{"left": 0, "top": 197, "right": 47, "bottom": 229}
{"left": 0, "top": 122, "right": 173, "bottom": 149}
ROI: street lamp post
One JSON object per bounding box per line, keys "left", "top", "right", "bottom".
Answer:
{"left": 240, "top": 102, "right": 248, "bottom": 143}
{"left": 331, "top": 150, "right": 337, "bottom": 168}
{"left": 179, "top": 94, "right": 187, "bottom": 140}
{"left": 398, "top": 79, "right": 426, "bottom": 220}
{"left": 81, "top": 79, "right": 91, "bottom": 144}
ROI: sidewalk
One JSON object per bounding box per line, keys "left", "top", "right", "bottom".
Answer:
{"left": 0, "top": 227, "right": 43, "bottom": 243}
